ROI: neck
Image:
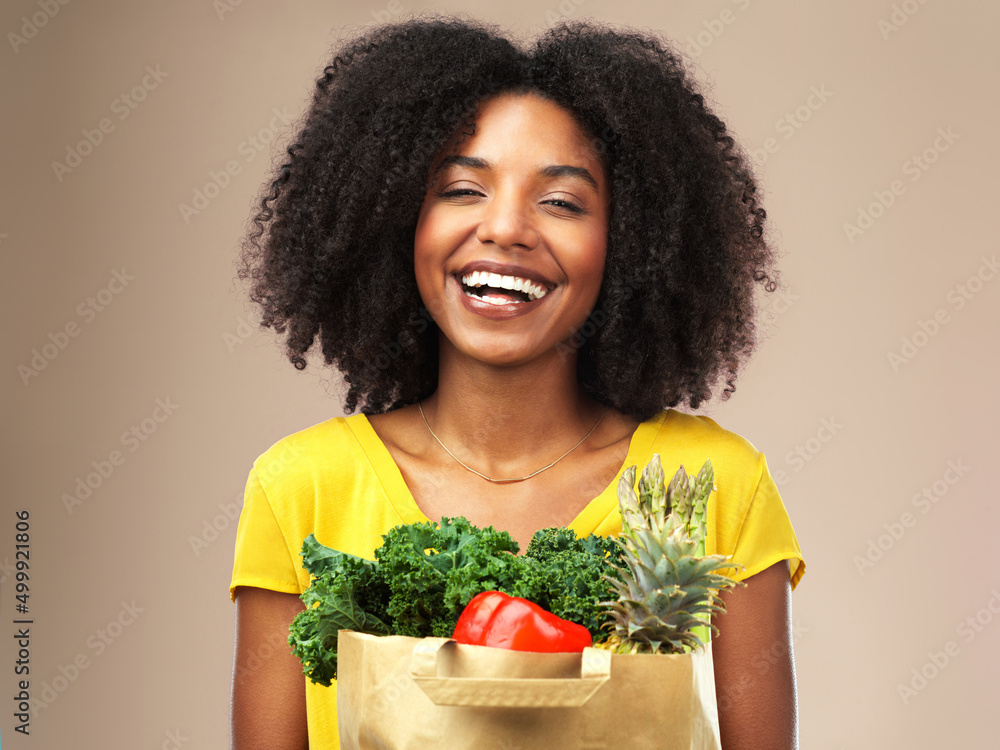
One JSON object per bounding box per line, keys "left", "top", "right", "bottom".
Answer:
{"left": 420, "top": 339, "right": 605, "bottom": 479}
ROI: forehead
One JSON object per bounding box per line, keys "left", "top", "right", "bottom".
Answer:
{"left": 437, "top": 92, "right": 604, "bottom": 174}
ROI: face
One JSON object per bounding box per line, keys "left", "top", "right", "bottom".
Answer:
{"left": 413, "top": 92, "right": 610, "bottom": 368}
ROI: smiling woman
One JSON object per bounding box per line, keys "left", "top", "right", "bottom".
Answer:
{"left": 230, "top": 16, "right": 804, "bottom": 750}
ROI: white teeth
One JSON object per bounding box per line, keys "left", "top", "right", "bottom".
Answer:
{"left": 479, "top": 294, "right": 515, "bottom": 306}
{"left": 460, "top": 271, "right": 550, "bottom": 301}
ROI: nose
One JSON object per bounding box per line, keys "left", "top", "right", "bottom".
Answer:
{"left": 475, "top": 189, "right": 539, "bottom": 251}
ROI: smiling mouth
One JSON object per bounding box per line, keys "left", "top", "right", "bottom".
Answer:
{"left": 459, "top": 270, "right": 549, "bottom": 305}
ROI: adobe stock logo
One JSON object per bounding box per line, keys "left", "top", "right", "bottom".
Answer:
{"left": 177, "top": 106, "right": 295, "bottom": 223}
{"left": 751, "top": 87, "right": 833, "bottom": 166}
{"left": 62, "top": 397, "right": 180, "bottom": 514}
{"left": 887, "top": 254, "right": 999, "bottom": 372}
{"left": 7, "top": 0, "right": 72, "bottom": 54}
{"left": 771, "top": 416, "right": 842, "bottom": 488}
{"left": 51, "top": 66, "right": 169, "bottom": 182}
{"left": 897, "top": 586, "right": 1000, "bottom": 705}
{"left": 843, "top": 127, "right": 960, "bottom": 244}
{"left": 878, "top": 0, "right": 930, "bottom": 40}
{"left": 684, "top": 0, "right": 751, "bottom": 58}
{"left": 854, "top": 459, "right": 970, "bottom": 575}
{"left": 18, "top": 268, "right": 136, "bottom": 385}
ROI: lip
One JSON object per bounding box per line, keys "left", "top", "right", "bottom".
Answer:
{"left": 451, "top": 275, "right": 550, "bottom": 320}
{"left": 455, "top": 260, "right": 556, "bottom": 291}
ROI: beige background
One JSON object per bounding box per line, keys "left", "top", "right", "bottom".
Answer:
{"left": 2, "top": 0, "right": 998, "bottom": 747}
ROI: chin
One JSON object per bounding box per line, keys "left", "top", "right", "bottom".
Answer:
{"left": 454, "top": 336, "right": 566, "bottom": 370}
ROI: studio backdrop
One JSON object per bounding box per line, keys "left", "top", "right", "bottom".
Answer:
{"left": 2, "top": 0, "right": 997, "bottom": 747}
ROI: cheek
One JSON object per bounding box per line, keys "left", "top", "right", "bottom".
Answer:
{"left": 575, "top": 239, "right": 608, "bottom": 317}
{"left": 413, "top": 213, "right": 440, "bottom": 283}
{"left": 413, "top": 208, "right": 458, "bottom": 265}
{"left": 413, "top": 209, "right": 431, "bottom": 262}
{"left": 589, "top": 242, "right": 608, "bottom": 279}
{"left": 413, "top": 212, "right": 455, "bottom": 319}
{"left": 573, "top": 231, "right": 608, "bottom": 291}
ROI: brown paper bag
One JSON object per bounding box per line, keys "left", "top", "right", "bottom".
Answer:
{"left": 337, "top": 630, "right": 722, "bottom": 750}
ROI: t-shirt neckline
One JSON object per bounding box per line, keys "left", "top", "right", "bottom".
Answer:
{"left": 347, "top": 409, "right": 670, "bottom": 537}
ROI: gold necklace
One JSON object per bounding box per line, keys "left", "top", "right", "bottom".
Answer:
{"left": 417, "top": 402, "right": 609, "bottom": 484}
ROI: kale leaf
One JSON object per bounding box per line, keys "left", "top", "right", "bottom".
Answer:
{"left": 287, "top": 537, "right": 391, "bottom": 686}
{"left": 376, "top": 516, "right": 524, "bottom": 638}
{"left": 516, "top": 527, "right": 626, "bottom": 635}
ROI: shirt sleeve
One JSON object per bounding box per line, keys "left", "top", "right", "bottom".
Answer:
{"left": 728, "top": 452, "right": 805, "bottom": 590}
{"left": 229, "top": 466, "right": 302, "bottom": 601}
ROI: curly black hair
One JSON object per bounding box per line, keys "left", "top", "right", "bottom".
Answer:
{"left": 235, "top": 15, "right": 780, "bottom": 423}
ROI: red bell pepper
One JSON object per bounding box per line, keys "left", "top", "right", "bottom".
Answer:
{"left": 452, "top": 591, "right": 592, "bottom": 653}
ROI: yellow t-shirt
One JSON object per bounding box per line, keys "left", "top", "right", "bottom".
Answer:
{"left": 230, "top": 408, "right": 805, "bottom": 748}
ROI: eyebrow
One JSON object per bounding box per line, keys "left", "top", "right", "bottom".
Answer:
{"left": 433, "top": 155, "right": 599, "bottom": 192}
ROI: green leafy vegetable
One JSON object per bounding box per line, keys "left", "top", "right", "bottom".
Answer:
{"left": 375, "top": 517, "right": 523, "bottom": 638}
{"left": 288, "top": 517, "right": 623, "bottom": 685}
{"left": 287, "top": 540, "right": 392, "bottom": 687}
{"left": 512, "top": 527, "right": 625, "bottom": 635}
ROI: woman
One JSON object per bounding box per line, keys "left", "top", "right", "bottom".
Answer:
{"left": 230, "top": 17, "right": 805, "bottom": 749}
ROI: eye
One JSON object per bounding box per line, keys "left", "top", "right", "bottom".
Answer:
{"left": 437, "top": 188, "right": 485, "bottom": 199}
{"left": 541, "top": 198, "right": 586, "bottom": 215}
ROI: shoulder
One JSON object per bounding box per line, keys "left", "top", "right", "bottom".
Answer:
{"left": 651, "top": 410, "right": 804, "bottom": 587}
{"left": 653, "top": 409, "right": 766, "bottom": 477}
{"left": 245, "top": 413, "right": 391, "bottom": 558}
{"left": 641, "top": 409, "right": 770, "bottom": 513}
{"left": 234, "top": 414, "right": 380, "bottom": 596}
{"left": 648, "top": 409, "right": 776, "bottom": 548}
{"left": 250, "top": 413, "right": 372, "bottom": 500}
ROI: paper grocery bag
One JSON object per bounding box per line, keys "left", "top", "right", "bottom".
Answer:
{"left": 337, "top": 630, "right": 722, "bottom": 750}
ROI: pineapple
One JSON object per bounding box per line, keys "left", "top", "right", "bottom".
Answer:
{"left": 596, "top": 455, "right": 743, "bottom": 654}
